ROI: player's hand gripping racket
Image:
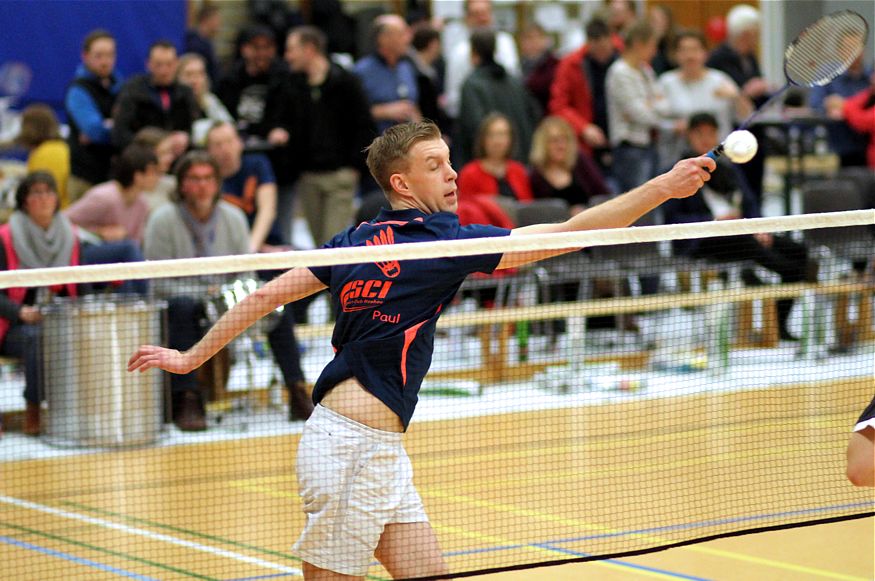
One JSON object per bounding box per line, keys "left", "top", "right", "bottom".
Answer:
{"left": 709, "top": 10, "right": 869, "bottom": 164}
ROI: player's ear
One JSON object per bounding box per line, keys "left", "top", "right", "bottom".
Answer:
{"left": 389, "top": 173, "right": 409, "bottom": 196}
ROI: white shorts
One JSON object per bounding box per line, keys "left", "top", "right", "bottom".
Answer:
{"left": 292, "top": 404, "right": 428, "bottom": 576}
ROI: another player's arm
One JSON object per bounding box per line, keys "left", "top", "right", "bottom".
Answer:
{"left": 250, "top": 182, "right": 278, "bottom": 252}
{"left": 496, "top": 156, "right": 715, "bottom": 270}
{"left": 128, "top": 267, "right": 326, "bottom": 374}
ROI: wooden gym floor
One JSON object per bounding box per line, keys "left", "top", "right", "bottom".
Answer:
{"left": 0, "top": 378, "right": 872, "bottom": 580}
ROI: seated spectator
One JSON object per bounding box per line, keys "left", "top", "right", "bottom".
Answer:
{"left": 458, "top": 28, "right": 540, "bottom": 165}
{"left": 143, "top": 152, "right": 311, "bottom": 431}
{"left": 842, "top": 73, "right": 875, "bottom": 169}
{"left": 131, "top": 127, "right": 180, "bottom": 211}
{"left": 65, "top": 29, "right": 123, "bottom": 201}
{"left": 809, "top": 51, "right": 872, "bottom": 167}
{"left": 65, "top": 144, "right": 159, "bottom": 246}
{"left": 658, "top": 29, "right": 751, "bottom": 169}
{"left": 518, "top": 22, "right": 558, "bottom": 114}
{"left": 458, "top": 113, "right": 533, "bottom": 226}
{"left": 663, "top": 113, "right": 808, "bottom": 341}
{"left": 184, "top": 3, "right": 222, "bottom": 83}
{"left": 206, "top": 122, "right": 282, "bottom": 252}
{"left": 529, "top": 116, "right": 612, "bottom": 215}
{"left": 17, "top": 105, "right": 70, "bottom": 207}
{"left": 112, "top": 40, "right": 198, "bottom": 151}
{"left": 0, "top": 172, "right": 144, "bottom": 435}
{"left": 177, "top": 53, "right": 234, "bottom": 147}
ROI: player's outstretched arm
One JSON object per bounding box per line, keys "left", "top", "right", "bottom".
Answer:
{"left": 496, "top": 156, "right": 715, "bottom": 270}
{"left": 127, "top": 267, "right": 326, "bottom": 374}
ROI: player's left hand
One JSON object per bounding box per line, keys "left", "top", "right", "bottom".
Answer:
{"left": 127, "top": 345, "right": 197, "bottom": 375}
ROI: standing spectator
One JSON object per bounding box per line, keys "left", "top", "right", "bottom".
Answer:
{"left": 354, "top": 15, "right": 420, "bottom": 135}
{"left": 843, "top": 73, "right": 875, "bottom": 169}
{"left": 549, "top": 17, "right": 619, "bottom": 175}
{"left": 606, "top": 0, "right": 638, "bottom": 36}
{"left": 458, "top": 29, "right": 540, "bottom": 165}
{"left": 409, "top": 24, "right": 450, "bottom": 136}
{"left": 648, "top": 4, "right": 677, "bottom": 75}
{"left": 529, "top": 116, "right": 612, "bottom": 215}
{"left": 64, "top": 29, "right": 123, "bottom": 201}
{"left": 206, "top": 122, "right": 282, "bottom": 252}
{"left": 518, "top": 22, "right": 559, "bottom": 114}
{"left": 143, "top": 152, "right": 312, "bottom": 430}
{"left": 706, "top": 4, "right": 769, "bottom": 106}
{"left": 17, "top": 105, "right": 70, "bottom": 208}
{"left": 458, "top": 113, "right": 533, "bottom": 204}
{"left": 66, "top": 145, "right": 158, "bottom": 246}
{"left": 657, "top": 30, "right": 751, "bottom": 168}
{"left": 176, "top": 53, "right": 234, "bottom": 147}
{"left": 112, "top": 40, "right": 198, "bottom": 152}
{"left": 443, "top": 0, "right": 520, "bottom": 119}
{"left": 607, "top": 20, "right": 668, "bottom": 193}
{"left": 285, "top": 26, "right": 376, "bottom": 247}
{"left": 810, "top": 52, "right": 872, "bottom": 168}
{"left": 184, "top": 3, "right": 222, "bottom": 83}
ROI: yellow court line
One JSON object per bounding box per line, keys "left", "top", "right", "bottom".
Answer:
{"left": 421, "top": 487, "right": 872, "bottom": 581}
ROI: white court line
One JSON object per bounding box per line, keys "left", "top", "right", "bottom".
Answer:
{"left": 0, "top": 494, "right": 301, "bottom": 576}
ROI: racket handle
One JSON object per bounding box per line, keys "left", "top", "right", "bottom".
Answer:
{"left": 706, "top": 145, "right": 724, "bottom": 163}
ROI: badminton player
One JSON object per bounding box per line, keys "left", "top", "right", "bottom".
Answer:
{"left": 847, "top": 395, "right": 875, "bottom": 487}
{"left": 129, "top": 120, "right": 714, "bottom": 579}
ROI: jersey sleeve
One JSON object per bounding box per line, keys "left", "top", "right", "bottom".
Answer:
{"left": 307, "top": 234, "right": 340, "bottom": 285}
{"left": 455, "top": 224, "right": 511, "bottom": 275}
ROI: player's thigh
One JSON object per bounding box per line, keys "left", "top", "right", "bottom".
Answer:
{"left": 374, "top": 521, "right": 449, "bottom": 579}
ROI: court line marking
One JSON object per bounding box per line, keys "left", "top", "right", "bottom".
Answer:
{"left": 0, "top": 535, "right": 161, "bottom": 581}
{"left": 0, "top": 521, "right": 217, "bottom": 580}
{"left": 536, "top": 543, "right": 713, "bottom": 581}
{"left": 421, "top": 488, "right": 872, "bottom": 581}
{"left": 0, "top": 494, "right": 302, "bottom": 577}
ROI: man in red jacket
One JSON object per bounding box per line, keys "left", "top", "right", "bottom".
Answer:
{"left": 843, "top": 72, "right": 875, "bottom": 168}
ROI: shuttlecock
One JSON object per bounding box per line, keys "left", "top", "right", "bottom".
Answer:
{"left": 721, "top": 130, "right": 758, "bottom": 164}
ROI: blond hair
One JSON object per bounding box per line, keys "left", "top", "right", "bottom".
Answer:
{"left": 529, "top": 116, "right": 577, "bottom": 171}
{"left": 365, "top": 121, "right": 442, "bottom": 196}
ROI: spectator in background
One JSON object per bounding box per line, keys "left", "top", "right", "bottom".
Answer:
{"left": 606, "top": 20, "right": 668, "bottom": 194}
{"left": 529, "top": 116, "right": 612, "bottom": 215}
{"left": 354, "top": 15, "right": 420, "bottom": 135}
{"left": 176, "top": 53, "right": 234, "bottom": 147}
{"left": 458, "top": 113, "right": 533, "bottom": 210}
{"left": 549, "top": 17, "right": 619, "bottom": 177}
{"left": 648, "top": 4, "right": 677, "bottom": 75}
{"left": 113, "top": 40, "right": 198, "bottom": 152}
{"left": 184, "top": 3, "right": 222, "bottom": 83}
{"left": 843, "top": 73, "right": 875, "bottom": 169}
{"left": 606, "top": 0, "right": 638, "bottom": 37}
{"left": 518, "top": 22, "right": 558, "bottom": 114}
{"left": 131, "top": 127, "right": 180, "bottom": 212}
{"left": 658, "top": 30, "right": 751, "bottom": 168}
{"left": 810, "top": 51, "right": 872, "bottom": 168}
{"left": 285, "top": 26, "right": 376, "bottom": 247}
{"left": 706, "top": 4, "right": 769, "bottom": 106}
{"left": 17, "top": 105, "right": 70, "bottom": 208}
{"left": 458, "top": 29, "right": 540, "bottom": 165}
{"left": 663, "top": 113, "right": 808, "bottom": 341}
{"left": 65, "top": 29, "right": 123, "bottom": 201}
{"left": 66, "top": 144, "right": 158, "bottom": 246}
{"left": 443, "top": 0, "right": 520, "bottom": 119}
{"left": 409, "top": 24, "right": 451, "bottom": 136}
{"left": 206, "top": 122, "right": 282, "bottom": 253}
{"left": 143, "top": 152, "right": 312, "bottom": 430}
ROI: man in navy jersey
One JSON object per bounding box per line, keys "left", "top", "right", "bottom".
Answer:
{"left": 129, "top": 120, "right": 714, "bottom": 579}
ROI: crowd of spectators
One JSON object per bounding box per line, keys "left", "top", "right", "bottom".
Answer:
{"left": 1, "top": 0, "right": 874, "bottom": 435}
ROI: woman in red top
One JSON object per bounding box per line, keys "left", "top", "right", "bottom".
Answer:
{"left": 843, "top": 73, "right": 875, "bottom": 168}
{"left": 457, "top": 113, "right": 533, "bottom": 226}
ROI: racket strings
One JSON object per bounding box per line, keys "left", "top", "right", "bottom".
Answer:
{"left": 785, "top": 11, "right": 868, "bottom": 86}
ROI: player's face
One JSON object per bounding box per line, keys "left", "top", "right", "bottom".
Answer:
{"left": 399, "top": 138, "right": 458, "bottom": 214}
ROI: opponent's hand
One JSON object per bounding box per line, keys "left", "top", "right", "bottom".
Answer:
{"left": 127, "top": 345, "right": 197, "bottom": 375}
{"left": 661, "top": 156, "right": 716, "bottom": 199}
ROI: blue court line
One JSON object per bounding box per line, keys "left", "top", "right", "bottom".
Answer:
{"left": 534, "top": 543, "right": 714, "bottom": 581}
{"left": 441, "top": 501, "right": 875, "bottom": 559}
{"left": 0, "top": 535, "right": 161, "bottom": 581}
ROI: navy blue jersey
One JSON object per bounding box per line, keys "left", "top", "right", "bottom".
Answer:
{"left": 308, "top": 208, "right": 510, "bottom": 428}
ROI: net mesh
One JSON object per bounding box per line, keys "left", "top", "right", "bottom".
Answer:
{"left": 0, "top": 211, "right": 873, "bottom": 580}
{"left": 784, "top": 10, "right": 868, "bottom": 86}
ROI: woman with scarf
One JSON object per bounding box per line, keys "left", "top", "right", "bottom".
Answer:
{"left": 0, "top": 172, "right": 146, "bottom": 435}
{"left": 143, "top": 151, "right": 311, "bottom": 431}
